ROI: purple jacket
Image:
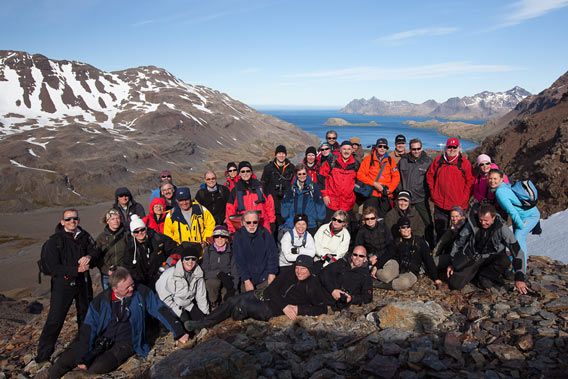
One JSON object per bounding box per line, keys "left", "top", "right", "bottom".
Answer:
{"left": 473, "top": 163, "right": 509, "bottom": 203}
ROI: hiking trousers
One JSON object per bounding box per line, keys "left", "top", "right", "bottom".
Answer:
{"left": 448, "top": 251, "right": 511, "bottom": 290}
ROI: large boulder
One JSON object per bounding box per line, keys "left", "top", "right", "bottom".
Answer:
{"left": 373, "top": 301, "right": 451, "bottom": 332}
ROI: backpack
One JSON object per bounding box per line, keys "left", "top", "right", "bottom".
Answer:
{"left": 37, "top": 234, "right": 63, "bottom": 283}
{"left": 511, "top": 180, "right": 538, "bottom": 210}
{"left": 433, "top": 154, "right": 466, "bottom": 184}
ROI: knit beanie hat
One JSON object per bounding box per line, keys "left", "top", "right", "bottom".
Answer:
{"left": 340, "top": 140, "right": 352, "bottom": 147}
{"left": 476, "top": 154, "right": 491, "bottom": 166}
{"left": 305, "top": 146, "right": 317, "bottom": 156}
{"left": 397, "top": 217, "right": 411, "bottom": 228}
{"left": 212, "top": 225, "right": 230, "bottom": 238}
{"left": 275, "top": 145, "right": 287, "bottom": 155}
{"left": 294, "top": 214, "right": 309, "bottom": 225}
{"left": 130, "top": 215, "right": 146, "bottom": 232}
{"left": 226, "top": 162, "right": 238, "bottom": 171}
{"left": 238, "top": 161, "right": 253, "bottom": 172}
{"left": 295, "top": 254, "right": 314, "bottom": 271}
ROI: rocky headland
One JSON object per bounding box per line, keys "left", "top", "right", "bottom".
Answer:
{"left": 404, "top": 119, "right": 486, "bottom": 142}
{"left": 323, "top": 118, "right": 380, "bottom": 127}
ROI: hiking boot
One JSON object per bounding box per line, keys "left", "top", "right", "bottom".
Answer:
{"left": 373, "top": 280, "right": 393, "bottom": 290}
{"left": 477, "top": 277, "right": 494, "bottom": 290}
{"left": 183, "top": 320, "right": 210, "bottom": 333}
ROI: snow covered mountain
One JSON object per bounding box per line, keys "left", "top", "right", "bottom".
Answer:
{"left": 0, "top": 50, "right": 318, "bottom": 211}
{"left": 340, "top": 87, "right": 531, "bottom": 119}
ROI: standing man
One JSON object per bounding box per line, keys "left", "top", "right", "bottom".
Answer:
{"left": 160, "top": 182, "right": 177, "bottom": 211}
{"left": 163, "top": 187, "right": 216, "bottom": 245}
{"left": 195, "top": 171, "right": 230, "bottom": 226}
{"left": 350, "top": 137, "right": 363, "bottom": 164}
{"left": 398, "top": 138, "right": 434, "bottom": 245}
{"left": 325, "top": 130, "right": 340, "bottom": 154}
{"left": 112, "top": 187, "right": 146, "bottom": 231}
{"left": 36, "top": 209, "right": 98, "bottom": 364}
{"left": 392, "top": 134, "right": 407, "bottom": 165}
{"left": 426, "top": 137, "right": 474, "bottom": 240}
{"left": 150, "top": 170, "right": 176, "bottom": 201}
{"left": 261, "top": 145, "right": 296, "bottom": 232}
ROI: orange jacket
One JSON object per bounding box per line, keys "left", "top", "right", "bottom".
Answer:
{"left": 357, "top": 151, "right": 400, "bottom": 198}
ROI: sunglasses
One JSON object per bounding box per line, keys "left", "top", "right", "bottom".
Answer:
{"left": 352, "top": 253, "right": 367, "bottom": 258}
{"left": 63, "top": 216, "right": 79, "bottom": 221}
{"left": 214, "top": 235, "right": 227, "bottom": 239}
{"left": 245, "top": 220, "right": 259, "bottom": 225}
{"left": 228, "top": 168, "right": 237, "bottom": 172}
{"left": 364, "top": 217, "right": 376, "bottom": 221}
{"left": 118, "top": 194, "right": 129, "bottom": 198}
{"left": 205, "top": 177, "right": 217, "bottom": 181}
{"left": 327, "top": 137, "right": 337, "bottom": 140}
{"left": 376, "top": 145, "right": 388, "bottom": 149}
{"left": 320, "top": 147, "right": 330, "bottom": 151}
{"left": 240, "top": 170, "right": 252, "bottom": 174}
{"left": 446, "top": 146, "right": 459, "bottom": 149}
{"left": 399, "top": 225, "right": 411, "bottom": 230}
{"left": 132, "top": 228, "right": 147, "bottom": 234}
{"left": 411, "top": 147, "right": 422, "bottom": 151}
{"left": 161, "top": 175, "right": 172, "bottom": 179}
{"left": 479, "top": 162, "right": 491, "bottom": 167}
{"left": 183, "top": 256, "right": 198, "bottom": 262}
{"left": 331, "top": 217, "right": 345, "bottom": 223}
{"left": 297, "top": 172, "right": 307, "bottom": 176}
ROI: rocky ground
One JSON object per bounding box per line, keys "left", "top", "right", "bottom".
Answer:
{"left": 1, "top": 256, "right": 567, "bottom": 378}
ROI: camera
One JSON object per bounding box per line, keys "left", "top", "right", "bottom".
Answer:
{"left": 81, "top": 337, "right": 114, "bottom": 366}
{"left": 291, "top": 247, "right": 298, "bottom": 255}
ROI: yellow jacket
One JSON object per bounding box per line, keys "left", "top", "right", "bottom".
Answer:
{"left": 163, "top": 201, "right": 216, "bottom": 244}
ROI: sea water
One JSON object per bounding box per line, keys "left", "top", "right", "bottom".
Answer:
{"left": 262, "top": 109, "right": 480, "bottom": 151}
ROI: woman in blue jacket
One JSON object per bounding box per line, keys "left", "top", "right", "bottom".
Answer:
{"left": 488, "top": 169, "right": 540, "bottom": 268}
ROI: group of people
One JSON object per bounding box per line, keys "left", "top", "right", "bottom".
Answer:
{"left": 34, "top": 130, "right": 540, "bottom": 377}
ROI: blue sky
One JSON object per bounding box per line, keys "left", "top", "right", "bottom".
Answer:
{"left": 2, "top": 0, "right": 568, "bottom": 107}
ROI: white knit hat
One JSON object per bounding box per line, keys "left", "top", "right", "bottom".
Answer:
{"left": 130, "top": 215, "right": 146, "bottom": 232}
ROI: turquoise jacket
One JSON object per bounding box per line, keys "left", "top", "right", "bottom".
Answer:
{"left": 495, "top": 183, "right": 540, "bottom": 230}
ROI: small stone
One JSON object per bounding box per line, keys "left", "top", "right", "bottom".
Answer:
{"left": 517, "top": 334, "right": 533, "bottom": 351}
{"left": 325, "top": 361, "right": 348, "bottom": 372}
{"left": 255, "top": 352, "right": 273, "bottom": 368}
{"left": 537, "top": 327, "right": 557, "bottom": 338}
{"left": 545, "top": 297, "right": 568, "bottom": 312}
{"left": 506, "top": 312, "right": 520, "bottom": 320}
{"left": 444, "top": 332, "right": 463, "bottom": 362}
{"left": 421, "top": 353, "right": 447, "bottom": 371}
{"left": 376, "top": 301, "right": 450, "bottom": 332}
{"left": 408, "top": 349, "right": 425, "bottom": 363}
{"left": 364, "top": 354, "right": 399, "bottom": 379}
{"left": 382, "top": 343, "right": 402, "bottom": 356}
{"left": 487, "top": 344, "right": 525, "bottom": 363}
{"left": 305, "top": 357, "right": 324, "bottom": 374}
{"left": 539, "top": 310, "right": 557, "bottom": 320}
{"left": 277, "top": 370, "right": 292, "bottom": 379}
{"left": 471, "top": 350, "right": 486, "bottom": 367}
{"left": 517, "top": 306, "right": 540, "bottom": 317}
{"left": 378, "top": 328, "right": 412, "bottom": 343}
{"left": 309, "top": 369, "right": 340, "bottom": 379}
{"left": 484, "top": 370, "right": 500, "bottom": 379}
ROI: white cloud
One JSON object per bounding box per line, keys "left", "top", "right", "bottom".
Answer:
{"left": 378, "top": 27, "right": 459, "bottom": 43}
{"left": 502, "top": 0, "right": 568, "bottom": 26}
{"left": 285, "top": 62, "right": 518, "bottom": 81}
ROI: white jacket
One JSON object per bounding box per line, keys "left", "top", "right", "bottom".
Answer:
{"left": 279, "top": 229, "right": 316, "bottom": 267}
{"left": 155, "top": 260, "right": 209, "bottom": 316}
{"left": 314, "top": 223, "right": 350, "bottom": 267}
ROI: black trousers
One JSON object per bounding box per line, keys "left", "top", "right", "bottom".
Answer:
{"left": 433, "top": 206, "right": 451, "bottom": 244}
{"left": 448, "top": 252, "right": 511, "bottom": 290}
{"left": 37, "top": 275, "right": 93, "bottom": 361}
{"left": 414, "top": 200, "right": 434, "bottom": 247}
{"left": 179, "top": 303, "right": 206, "bottom": 322}
{"left": 49, "top": 339, "right": 134, "bottom": 378}
{"left": 194, "top": 291, "right": 272, "bottom": 329}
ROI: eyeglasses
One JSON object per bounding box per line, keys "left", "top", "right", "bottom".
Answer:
{"left": 320, "top": 147, "right": 330, "bottom": 151}
{"left": 352, "top": 253, "right": 367, "bottom": 258}
{"left": 479, "top": 162, "right": 491, "bottom": 167}
{"left": 411, "top": 147, "right": 422, "bottom": 151}
{"left": 205, "top": 177, "right": 217, "bottom": 181}
{"left": 327, "top": 137, "right": 337, "bottom": 140}
{"left": 118, "top": 194, "right": 129, "bottom": 198}
{"left": 240, "top": 170, "right": 252, "bottom": 174}
{"left": 63, "top": 216, "right": 79, "bottom": 221}
{"left": 161, "top": 175, "right": 172, "bottom": 179}
{"left": 399, "top": 225, "right": 411, "bottom": 230}
{"left": 364, "top": 217, "right": 376, "bottom": 221}
{"left": 297, "top": 172, "right": 307, "bottom": 176}
{"left": 446, "top": 146, "right": 458, "bottom": 149}
{"left": 376, "top": 145, "right": 388, "bottom": 149}
{"left": 132, "top": 228, "right": 147, "bottom": 234}
{"left": 228, "top": 168, "right": 237, "bottom": 172}
{"left": 183, "top": 256, "right": 198, "bottom": 262}
{"left": 245, "top": 220, "right": 259, "bottom": 225}
{"left": 331, "top": 217, "right": 345, "bottom": 223}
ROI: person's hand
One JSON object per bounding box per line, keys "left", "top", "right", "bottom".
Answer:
{"left": 434, "top": 279, "right": 443, "bottom": 287}
{"left": 369, "top": 255, "right": 378, "bottom": 266}
{"left": 283, "top": 305, "right": 298, "bottom": 320}
{"left": 78, "top": 256, "right": 91, "bottom": 267}
{"left": 446, "top": 265, "right": 454, "bottom": 278}
{"left": 177, "top": 333, "right": 190, "bottom": 344}
{"left": 331, "top": 289, "right": 344, "bottom": 300}
{"left": 515, "top": 281, "right": 529, "bottom": 295}
{"left": 323, "top": 196, "right": 330, "bottom": 207}
{"left": 77, "top": 364, "right": 87, "bottom": 370}
{"left": 244, "top": 280, "right": 254, "bottom": 292}
{"left": 267, "top": 274, "right": 276, "bottom": 285}
{"left": 373, "top": 182, "right": 384, "bottom": 191}
{"left": 345, "top": 294, "right": 352, "bottom": 303}
{"left": 370, "top": 266, "right": 378, "bottom": 279}
{"left": 78, "top": 264, "right": 89, "bottom": 273}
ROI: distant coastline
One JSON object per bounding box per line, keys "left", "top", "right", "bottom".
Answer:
{"left": 324, "top": 117, "right": 380, "bottom": 127}
{"left": 403, "top": 119, "right": 486, "bottom": 142}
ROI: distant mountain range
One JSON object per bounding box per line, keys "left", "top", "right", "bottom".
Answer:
{"left": 340, "top": 87, "right": 531, "bottom": 120}
{"left": 0, "top": 50, "right": 317, "bottom": 211}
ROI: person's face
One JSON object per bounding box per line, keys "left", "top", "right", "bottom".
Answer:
{"left": 326, "top": 134, "right": 337, "bottom": 144}
{"left": 132, "top": 227, "right": 147, "bottom": 242}
{"left": 160, "top": 174, "right": 172, "bottom": 183}
{"left": 205, "top": 174, "right": 217, "bottom": 188}
{"left": 118, "top": 194, "right": 130, "bottom": 206}
{"left": 320, "top": 147, "right": 331, "bottom": 157}
{"left": 276, "top": 152, "right": 287, "bottom": 163}
{"left": 295, "top": 220, "right": 307, "bottom": 235}
{"left": 177, "top": 198, "right": 191, "bottom": 211}
{"left": 243, "top": 214, "right": 259, "bottom": 233}
{"left": 479, "top": 161, "right": 492, "bottom": 174}
{"left": 153, "top": 203, "right": 164, "bottom": 216}
{"left": 295, "top": 265, "right": 311, "bottom": 281}
{"left": 227, "top": 167, "right": 238, "bottom": 179}
{"left": 375, "top": 143, "right": 388, "bottom": 155}
{"left": 399, "top": 225, "right": 412, "bottom": 238}
{"left": 107, "top": 214, "right": 121, "bottom": 231}
{"left": 296, "top": 169, "right": 308, "bottom": 183}
{"left": 182, "top": 256, "right": 198, "bottom": 272}
{"left": 478, "top": 213, "right": 496, "bottom": 229}
{"left": 161, "top": 185, "right": 174, "bottom": 200}
{"left": 395, "top": 142, "right": 406, "bottom": 153}
{"left": 450, "top": 211, "right": 464, "bottom": 226}
{"left": 114, "top": 276, "right": 135, "bottom": 298}
{"left": 445, "top": 144, "right": 460, "bottom": 158}
{"left": 351, "top": 248, "right": 368, "bottom": 268}
{"left": 397, "top": 198, "right": 410, "bottom": 211}
{"left": 410, "top": 143, "right": 422, "bottom": 159}
{"left": 213, "top": 235, "right": 228, "bottom": 247}
{"left": 488, "top": 172, "right": 503, "bottom": 189}
{"left": 331, "top": 215, "right": 346, "bottom": 230}
{"left": 61, "top": 211, "right": 80, "bottom": 232}
{"left": 351, "top": 143, "right": 360, "bottom": 152}
{"left": 340, "top": 145, "right": 352, "bottom": 160}
{"left": 363, "top": 212, "right": 377, "bottom": 228}
{"left": 306, "top": 153, "right": 316, "bottom": 164}
{"left": 239, "top": 167, "right": 252, "bottom": 181}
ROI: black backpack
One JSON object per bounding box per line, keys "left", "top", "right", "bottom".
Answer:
{"left": 37, "top": 234, "right": 63, "bottom": 283}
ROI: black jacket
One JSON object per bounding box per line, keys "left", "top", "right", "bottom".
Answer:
{"left": 195, "top": 184, "right": 230, "bottom": 226}
{"left": 123, "top": 229, "right": 181, "bottom": 288}
{"left": 397, "top": 151, "right": 432, "bottom": 203}
{"left": 320, "top": 258, "right": 373, "bottom": 306}
{"left": 261, "top": 158, "right": 295, "bottom": 213}
{"left": 378, "top": 236, "right": 437, "bottom": 280}
{"left": 112, "top": 190, "right": 146, "bottom": 231}
{"left": 355, "top": 219, "right": 393, "bottom": 259}
{"left": 263, "top": 268, "right": 328, "bottom": 317}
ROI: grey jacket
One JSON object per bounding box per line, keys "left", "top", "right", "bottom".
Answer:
{"left": 397, "top": 151, "right": 432, "bottom": 203}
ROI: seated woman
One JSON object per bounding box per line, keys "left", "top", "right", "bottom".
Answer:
{"left": 201, "top": 226, "right": 239, "bottom": 308}
{"left": 279, "top": 214, "right": 316, "bottom": 272}
{"left": 314, "top": 210, "right": 350, "bottom": 268}
{"left": 95, "top": 209, "right": 128, "bottom": 290}
{"left": 433, "top": 206, "right": 466, "bottom": 257}
{"left": 155, "top": 243, "right": 209, "bottom": 323}
{"left": 372, "top": 217, "right": 441, "bottom": 290}
{"left": 143, "top": 197, "right": 167, "bottom": 234}
{"left": 355, "top": 206, "right": 393, "bottom": 266}
{"left": 384, "top": 191, "right": 425, "bottom": 239}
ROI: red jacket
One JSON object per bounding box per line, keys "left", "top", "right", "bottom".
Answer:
{"left": 225, "top": 178, "right": 276, "bottom": 233}
{"left": 303, "top": 159, "right": 321, "bottom": 185}
{"left": 143, "top": 197, "right": 167, "bottom": 234}
{"left": 426, "top": 154, "right": 474, "bottom": 211}
{"left": 319, "top": 155, "right": 358, "bottom": 211}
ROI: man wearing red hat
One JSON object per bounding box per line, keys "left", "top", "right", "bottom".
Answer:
{"left": 426, "top": 137, "right": 474, "bottom": 241}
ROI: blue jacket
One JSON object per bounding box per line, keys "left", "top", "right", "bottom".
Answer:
{"left": 280, "top": 176, "right": 326, "bottom": 229}
{"left": 233, "top": 226, "right": 279, "bottom": 285}
{"left": 495, "top": 183, "right": 540, "bottom": 230}
{"left": 79, "top": 285, "right": 185, "bottom": 359}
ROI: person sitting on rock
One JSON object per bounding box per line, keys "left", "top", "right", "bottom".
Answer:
{"left": 319, "top": 245, "right": 373, "bottom": 310}
{"left": 313, "top": 210, "right": 351, "bottom": 268}
{"left": 143, "top": 197, "right": 167, "bottom": 234}
{"left": 150, "top": 170, "right": 176, "bottom": 201}
{"left": 183, "top": 255, "right": 328, "bottom": 332}
{"left": 372, "top": 217, "right": 440, "bottom": 291}
{"left": 355, "top": 206, "right": 393, "bottom": 266}
{"left": 445, "top": 204, "right": 528, "bottom": 294}
{"left": 112, "top": 187, "right": 146, "bottom": 232}
{"left": 279, "top": 214, "right": 316, "bottom": 273}
{"left": 42, "top": 267, "right": 188, "bottom": 378}
{"left": 155, "top": 243, "right": 209, "bottom": 323}
{"left": 384, "top": 190, "right": 425, "bottom": 240}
